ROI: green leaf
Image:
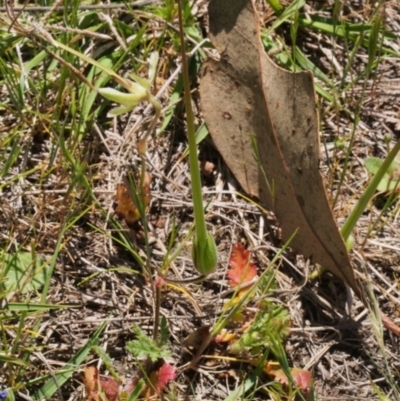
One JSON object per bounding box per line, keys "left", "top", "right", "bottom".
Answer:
{"left": 364, "top": 157, "right": 400, "bottom": 192}
{"left": 265, "top": 0, "right": 306, "bottom": 35}
{"left": 107, "top": 104, "right": 136, "bottom": 117}
{"left": 159, "top": 54, "right": 202, "bottom": 134}
{"left": 160, "top": 316, "right": 170, "bottom": 345}
{"left": 3, "top": 303, "right": 78, "bottom": 311}
{"left": 4, "top": 388, "right": 15, "bottom": 401}
{"left": 127, "top": 379, "right": 146, "bottom": 401}
{"left": 364, "top": 157, "right": 398, "bottom": 175}
{"left": 229, "top": 303, "right": 290, "bottom": 356}
{"left": 1, "top": 251, "right": 49, "bottom": 294}
{"left": 180, "top": 124, "right": 209, "bottom": 159}
{"left": 367, "top": 14, "right": 382, "bottom": 75}
{"left": 126, "top": 325, "right": 171, "bottom": 362}
{"left": 0, "top": 353, "right": 29, "bottom": 366}
{"left": 32, "top": 322, "right": 106, "bottom": 400}
{"left": 98, "top": 86, "right": 147, "bottom": 106}
{"left": 341, "top": 142, "right": 400, "bottom": 241}
{"left": 266, "top": 0, "right": 284, "bottom": 14}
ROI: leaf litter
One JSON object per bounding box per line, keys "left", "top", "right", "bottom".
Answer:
{"left": 1, "top": 1, "right": 400, "bottom": 400}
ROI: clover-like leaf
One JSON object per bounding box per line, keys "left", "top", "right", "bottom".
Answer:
{"left": 365, "top": 156, "right": 400, "bottom": 192}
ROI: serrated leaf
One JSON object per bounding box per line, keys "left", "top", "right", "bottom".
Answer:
{"left": 126, "top": 325, "right": 170, "bottom": 363}
{"left": 230, "top": 304, "right": 290, "bottom": 355}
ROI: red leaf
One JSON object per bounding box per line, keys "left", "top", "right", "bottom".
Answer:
{"left": 273, "top": 368, "right": 312, "bottom": 393}
{"left": 142, "top": 363, "right": 177, "bottom": 399}
{"left": 100, "top": 377, "right": 120, "bottom": 401}
{"left": 227, "top": 244, "right": 257, "bottom": 286}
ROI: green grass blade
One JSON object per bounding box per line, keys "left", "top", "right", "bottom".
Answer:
{"left": 265, "top": 0, "right": 306, "bottom": 35}
{"left": 0, "top": 353, "right": 29, "bottom": 367}
{"left": 32, "top": 321, "right": 107, "bottom": 400}
{"left": 3, "top": 303, "right": 79, "bottom": 311}
{"left": 341, "top": 140, "right": 400, "bottom": 241}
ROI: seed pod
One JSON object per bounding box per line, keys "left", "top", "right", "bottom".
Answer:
{"left": 192, "top": 233, "right": 218, "bottom": 275}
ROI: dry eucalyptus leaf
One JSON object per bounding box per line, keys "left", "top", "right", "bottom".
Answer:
{"left": 199, "top": 0, "right": 358, "bottom": 292}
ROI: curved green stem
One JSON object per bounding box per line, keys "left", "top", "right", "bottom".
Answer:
{"left": 177, "top": 0, "right": 217, "bottom": 276}
{"left": 176, "top": 5, "right": 207, "bottom": 243}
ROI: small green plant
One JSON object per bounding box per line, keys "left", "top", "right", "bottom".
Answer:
{"left": 126, "top": 325, "right": 171, "bottom": 363}
{"left": 0, "top": 249, "right": 49, "bottom": 295}
{"left": 48, "top": 0, "right": 218, "bottom": 279}
{"left": 81, "top": 325, "right": 176, "bottom": 401}
{"left": 229, "top": 302, "right": 291, "bottom": 356}
{"left": 1, "top": 0, "right": 399, "bottom": 400}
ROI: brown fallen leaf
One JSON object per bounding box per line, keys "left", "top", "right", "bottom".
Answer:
{"left": 200, "top": 0, "right": 357, "bottom": 292}
{"left": 115, "top": 183, "right": 140, "bottom": 225}
{"left": 199, "top": 0, "right": 400, "bottom": 335}
{"left": 183, "top": 326, "right": 211, "bottom": 349}
{"left": 114, "top": 172, "right": 151, "bottom": 226}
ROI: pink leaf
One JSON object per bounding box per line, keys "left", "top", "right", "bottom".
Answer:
{"left": 156, "top": 363, "right": 177, "bottom": 392}
{"left": 273, "top": 368, "right": 312, "bottom": 393}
